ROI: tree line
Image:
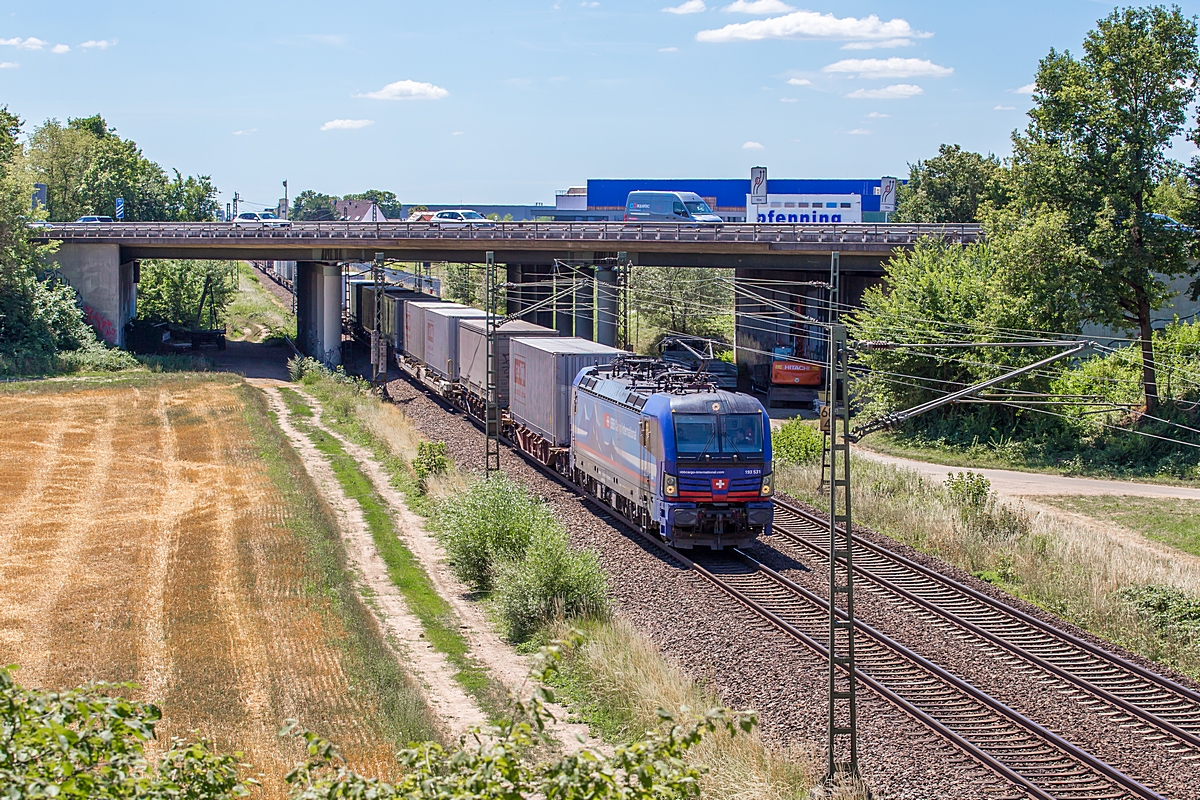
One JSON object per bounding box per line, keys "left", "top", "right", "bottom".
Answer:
{"left": 873, "top": 4, "right": 1200, "bottom": 422}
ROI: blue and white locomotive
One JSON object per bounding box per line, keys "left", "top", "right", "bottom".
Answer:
{"left": 570, "top": 358, "right": 774, "bottom": 549}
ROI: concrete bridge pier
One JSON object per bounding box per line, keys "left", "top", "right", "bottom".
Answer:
{"left": 575, "top": 264, "right": 594, "bottom": 341}
{"left": 554, "top": 264, "right": 574, "bottom": 337}
{"left": 596, "top": 265, "right": 618, "bottom": 347}
{"left": 296, "top": 261, "right": 342, "bottom": 366}
{"left": 47, "top": 243, "right": 137, "bottom": 347}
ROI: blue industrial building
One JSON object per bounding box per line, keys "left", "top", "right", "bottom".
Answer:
{"left": 409, "top": 177, "right": 891, "bottom": 223}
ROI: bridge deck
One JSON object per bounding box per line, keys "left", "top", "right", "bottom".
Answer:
{"left": 40, "top": 221, "right": 981, "bottom": 265}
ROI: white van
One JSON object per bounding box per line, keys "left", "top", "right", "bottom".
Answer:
{"left": 624, "top": 191, "right": 723, "bottom": 223}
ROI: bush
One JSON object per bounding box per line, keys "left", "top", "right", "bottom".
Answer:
{"left": 945, "top": 471, "right": 990, "bottom": 510}
{"left": 433, "top": 473, "right": 557, "bottom": 592}
{"left": 773, "top": 418, "right": 823, "bottom": 465}
{"left": 55, "top": 339, "right": 140, "bottom": 372}
{"left": 496, "top": 526, "right": 609, "bottom": 642}
{"left": 412, "top": 440, "right": 449, "bottom": 489}
{"left": 1120, "top": 585, "right": 1200, "bottom": 638}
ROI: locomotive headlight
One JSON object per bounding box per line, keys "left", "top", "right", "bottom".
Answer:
{"left": 760, "top": 472, "right": 775, "bottom": 497}
{"left": 663, "top": 474, "right": 678, "bottom": 496}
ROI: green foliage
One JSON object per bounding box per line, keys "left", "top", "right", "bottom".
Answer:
{"left": 445, "top": 262, "right": 479, "bottom": 305}
{"left": 289, "top": 355, "right": 369, "bottom": 391}
{"left": 772, "top": 418, "right": 823, "bottom": 465}
{"left": 412, "top": 440, "right": 450, "bottom": 488}
{"left": 630, "top": 266, "right": 732, "bottom": 338}
{"left": 496, "top": 525, "right": 609, "bottom": 642}
{"left": 1119, "top": 585, "right": 1200, "bottom": 638}
{"left": 25, "top": 115, "right": 217, "bottom": 221}
{"left": 290, "top": 190, "right": 338, "bottom": 221}
{"left": 895, "top": 144, "right": 1007, "bottom": 223}
{"left": 281, "top": 635, "right": 755, "bottom": 800}
{"left": 0, "top": 666, "right": 251, "bottom": 799}
{"left": 137, "top": 259, "right": 238, "bottom": 327}
{"left": 944, "top": 471, "right": 991, "bottom": 510}
{"left": 1010, "top": 5, "right": 1200, "bottom": 410}
{"left": 55, "top": 340, "right": 140, "bottom": 372}
{"left": 433, "top": 473, "right": 556, "bottom": 592}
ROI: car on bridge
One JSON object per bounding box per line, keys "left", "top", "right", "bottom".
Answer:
{"left": 232, "top": 211, "right": 291, "bottom": 229}
{"left": 76, "top": 215, "right": 115, "bottom": 223}
{"left": 429, "top": 209, "right": 496, "bottom": 229}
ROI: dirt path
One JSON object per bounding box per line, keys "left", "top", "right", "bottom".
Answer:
{"left": 265, "top": 383, "right": 603, "bottom": 752}
{"left": 855, "top": 447, "right": 1200, "bottom": 500}
{"left": 260, "top": 385, "right": 487, "bottom": 738}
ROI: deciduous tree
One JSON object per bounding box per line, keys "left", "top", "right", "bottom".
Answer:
{"left": 895, "top": 144, "right": 1007, "bottom": 223}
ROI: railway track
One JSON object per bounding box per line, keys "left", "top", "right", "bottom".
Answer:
{"left": 683, "top": 546, "right": 1164, "bottom": 800}
{"left": 770, "top": 498, "right": 1200, "bottom": 763}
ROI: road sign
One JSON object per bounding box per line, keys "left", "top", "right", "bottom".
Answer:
{"left": 879, "top": 177, "right": 897, "bottom": 213}
{"left": 32, "top": 183, "right": 47, "bottom": 210}
{"left": 115, "top": 197, "right": 125, "bottom": 220}
{"left": 751, "top": 166, "right": 767, "bottom": 205}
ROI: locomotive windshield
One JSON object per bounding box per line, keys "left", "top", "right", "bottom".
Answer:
{"left": 674, "top": 413, "right": 763, "bottom": 458}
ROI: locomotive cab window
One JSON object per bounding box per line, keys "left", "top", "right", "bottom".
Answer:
{"left": 674, "top": 414, "right": 718, "bottom": 456}
{"left": 721, "top": 414, "right": 763, "bottom": 454}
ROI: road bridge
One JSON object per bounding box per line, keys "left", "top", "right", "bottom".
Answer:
{"left": 38, "top": 221, "right": 981, "bottom": 360}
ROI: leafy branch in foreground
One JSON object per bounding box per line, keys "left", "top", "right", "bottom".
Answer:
{"left": 282, "top": 633, "right": 757, "bottom": 799}
{"left": 0, "top": 666, "right": 251, "bottom": 799}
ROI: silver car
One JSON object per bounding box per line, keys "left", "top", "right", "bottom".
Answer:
{"left": 430, "top": 209, "right": 496, "bottom": 229}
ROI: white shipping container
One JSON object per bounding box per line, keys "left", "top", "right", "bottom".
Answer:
{"left": 425, "top": 305, "right": 486, "bottom": 381}
{"left": 403, "top": 300, "right": 457, "bottom": 363}
{"left": 509, "top": 337, "right": 621, "bottom": 445}
{"left": 459, "top": 319, "right": 558, "bottom": 407}
{"left": 383, "top": 290, "right": 427, "bottom": 352}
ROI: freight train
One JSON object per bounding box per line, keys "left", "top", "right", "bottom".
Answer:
{"left": 349, "top": 290, "right": 774, "bottom": 548}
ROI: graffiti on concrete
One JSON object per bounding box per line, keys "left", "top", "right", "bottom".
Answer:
{"left": 82, "top": 303, "right": 118, "bottom": 344}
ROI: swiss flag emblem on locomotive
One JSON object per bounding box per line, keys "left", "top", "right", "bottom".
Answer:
{"left": 712, "top": 478, "right": 729, "bottom": 493}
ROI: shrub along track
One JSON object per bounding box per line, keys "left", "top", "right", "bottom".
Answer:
{"left": 0, "top": 376, "right": 433, "bottom": 795}
{"left": 385, "top": 375, "right": 1036, "bottom": 799}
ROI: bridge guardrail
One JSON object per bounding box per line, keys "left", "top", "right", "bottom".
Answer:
{"left": 37, "top": 221, "right": 982, "bottom": 246}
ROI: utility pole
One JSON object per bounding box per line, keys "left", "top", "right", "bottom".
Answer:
{"left": 282, "top": 180, "right": 289, "bottom": 219}
{"left": 820, "top": 251, "right": 841, "bottom": 492}
{"left": 824, "top": 323, "right": 860, "bottom": 786}
{"left": 371, "top": 252, "right": 386, "bottom": 385}
{"left": 484, "top": 251, "right": 501, "bottom": 474}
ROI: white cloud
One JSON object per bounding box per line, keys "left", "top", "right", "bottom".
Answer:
{"left": 847, "top": 128, "right": 871, "bottom": 135}
{"left": 0, "top": 37, "right": 46, "bottom": 50}
{"left": 696, "top": 11, "right": 930, "bottom": 44}
{"left": 722, "top": 0, "right": 794, "bottom": 13}
{"left": 787, "top": 77, "right": 811, "bottom": 86}
{"left": 779, "top": 97, "right": 798, "bottom": 102}
{"left": 659, "top": 46, "right": 679, "bottom": 52}
{"left": 846, "top": 83, "right": 923, "bottom": 99}
{"left": 581, "top": 1, "right": 599, "bottom": 6}
{"left": 321, "top": 119, "right": 374, "bottom": 131}
{"left": 866, "top": 111, "right": 889, "bottom": 118}
{"left": 356, "top": 79, "right": 449, "bottom": 101}
{"left": 231, "top": 129, "right": 256, "bottom": 136}
{"left": 994, "top": 104, "right": 1017, "bottom": 111}
{"left": 451, "top": 131, "right": 465, "bottom": 136}
{"left": 51, "top": 44, "right": 69, "bottom": 54}
{"left": 1012, "top": 82, "right": 1037, "bottom": 94}
{"left": 823, "top": 57, "right": 951, "bottom": 79}
{"left": 841, "top": 38, "right": 913, "bottom": 50}
{"left": 742, "top": 140, "right": 764, "bottom": 149}
{"left": 0, "top": 62, "right": 16, "bottom": 68}
{"left": 663, "top": 0, "right": 706, "bottom": 13}
{"left": 81, "top": 39, "right": 117, "bottom": 49}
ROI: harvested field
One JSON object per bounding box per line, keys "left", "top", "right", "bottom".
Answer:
{"left": 0, "top": 375, "right": 432, "bottom": 794}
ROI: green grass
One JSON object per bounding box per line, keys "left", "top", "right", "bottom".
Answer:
{"left": 858, "top": 429, "right": 1199, "bottom": 486}
{"left": 1036, "top": 494, "right": 1200, "bottom": 558}
{"left": 277, "top": 387, "right": 507, "bottom": 718}
{"left": 237, "top": 384, "right": 441, "bottom": 746}
{"left": 226, "top": 262, "right": 296, "bottom": 343}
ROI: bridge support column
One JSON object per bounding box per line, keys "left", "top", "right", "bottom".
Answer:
{"left": 296, "top": 261, "right": 342, "bottom": 366}
{"left": 506, "top": 264, "right": 523, "bottom": 317}
{"left": 46, "top": 243, "right": 134, "bottom": 347}
{"left": 596, "top": 265, "right": 618, "bottom": 347}
{"left": 575, "top": 265, "right": 594, "bottom": 341}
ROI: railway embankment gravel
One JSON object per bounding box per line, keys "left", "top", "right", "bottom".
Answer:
{"left": 385, "top": 377, "right": 1032, "bottom": 798}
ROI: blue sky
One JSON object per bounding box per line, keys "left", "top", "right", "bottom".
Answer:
{"left": 4, "top": 1, "right": 1198, "bottom": 210}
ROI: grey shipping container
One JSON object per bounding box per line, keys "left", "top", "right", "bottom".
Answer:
{"left": 403, "top": 300, "right": 458, "bottom": 363}
{"left": 424, "top": 305, "right": 487, "bottom": 381}
{"left": 458, "top": 319, "right": 558, "bottom": 407}
{"left": 382, "top": 289, "right": 428, "bottom": 351}
{"left": 509, "top": 337, "right": 621, "bottom": 446}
